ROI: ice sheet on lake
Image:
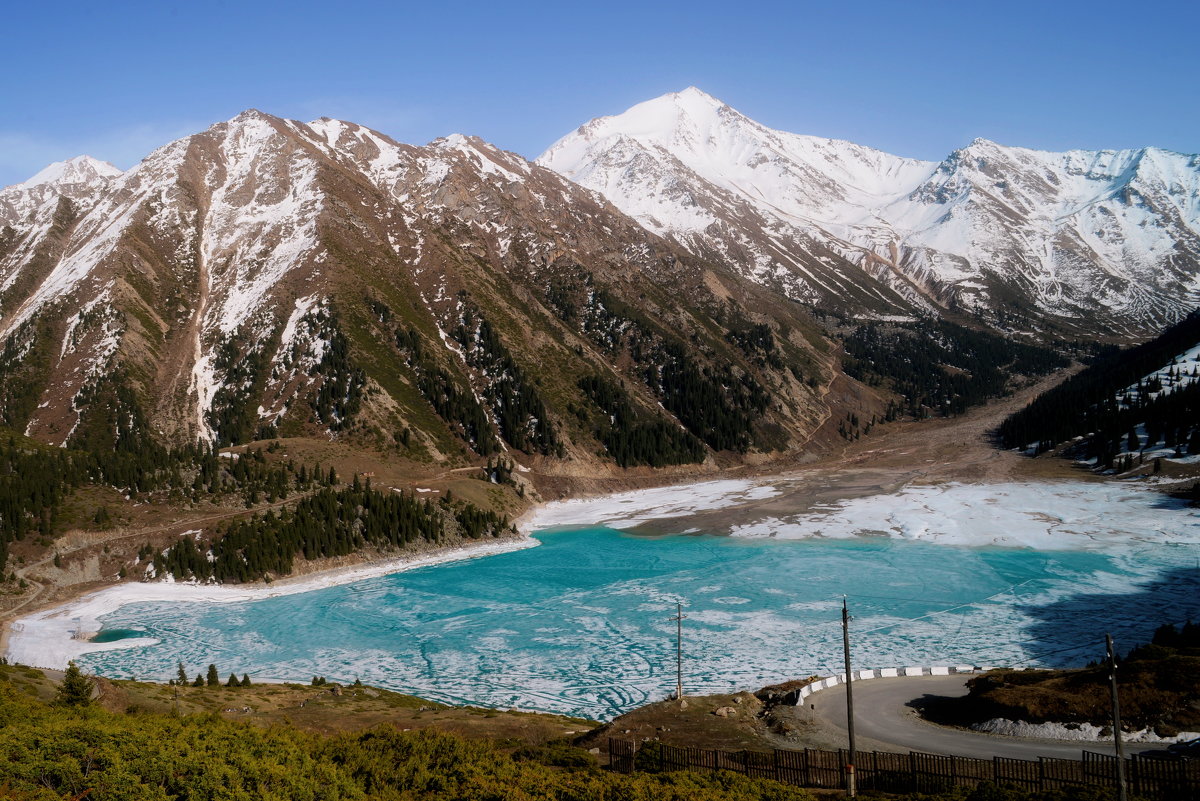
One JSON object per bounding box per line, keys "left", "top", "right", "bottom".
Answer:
{"left": 526, "top": 479, "right": 781, "bottom": 531}
{"left": 18, "top": 480, "right": 1200, "bottom": 722}
{"left": 728, "top": 481, "right": 1200, "bottom": 549}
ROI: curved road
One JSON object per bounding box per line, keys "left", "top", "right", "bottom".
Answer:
{"left": 807, "top": 675, "right": 1157, "bottom": 761}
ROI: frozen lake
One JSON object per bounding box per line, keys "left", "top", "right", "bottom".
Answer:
{"left": 68, "top": 480, "right": 1200, "bottom": 720}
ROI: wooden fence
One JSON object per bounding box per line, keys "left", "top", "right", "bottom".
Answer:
{"left": 608, "top": 739, "right": 1200, "bottom": 800}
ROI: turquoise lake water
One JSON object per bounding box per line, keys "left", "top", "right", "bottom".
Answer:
{"left": 79, "top": 519, "right": 1200, "bottom": 720}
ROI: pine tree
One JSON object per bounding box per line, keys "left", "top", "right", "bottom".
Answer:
{"left": 206, "top": 664, "right": 219, "bottom": 686}
{"left": 192, "top": 673, "right": 204, "bottom": 687}
{"left": 226, "top": 672, "right": 239, "bottom": 687}
{"left": 177, "top": 661, "right": 188, "bottom": 685}
{"left": 241, "top": 673, "right": 252, "bottom": 687}
{"left": 54, "top": 661, "right": 93, "bottom": 707}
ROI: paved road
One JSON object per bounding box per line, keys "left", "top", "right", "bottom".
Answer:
{"left": 807, "top": 675, "right": 1156, "bottom": 761}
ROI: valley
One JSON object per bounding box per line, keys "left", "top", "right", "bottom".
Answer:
{"left": 0, "top": 88, "right": 1197, "bottom": 765}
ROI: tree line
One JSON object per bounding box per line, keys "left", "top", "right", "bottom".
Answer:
{"left": 997, "top": 312, "right": 1200, "bottom": 468}
{"left": 153, "top": 477, "right": 514, "bottom": 583}
{"left": 576, "top": 374, "right": 705, "bottom": 467}
{"left": 842, "top": 318, "right": 1068, "bottom": 418}
{"left": 451, "top": 299, "right": 561, "bottom": 456}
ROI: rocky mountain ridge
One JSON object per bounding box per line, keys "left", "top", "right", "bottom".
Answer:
{"left": 0, "top": 109, "right": 839, "bottom": 468}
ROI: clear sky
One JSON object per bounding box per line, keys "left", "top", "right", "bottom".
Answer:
{"left": 2, "top": 0, "right": 1197, "bottom": 186}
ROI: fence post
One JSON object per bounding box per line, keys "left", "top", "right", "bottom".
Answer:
{"left": 773, "top": 749, "right": 780, "bottom": 783}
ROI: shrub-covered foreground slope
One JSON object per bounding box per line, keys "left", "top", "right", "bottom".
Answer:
{"left": 0, "top": 666, "right": 822, "bottom": 801}
{"left": 0, "top": 665, "right": 1135, "bottom": 801}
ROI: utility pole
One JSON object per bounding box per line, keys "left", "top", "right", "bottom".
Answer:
{"left": 843, "top": 597, "right": 857, "bottom": 798}
{"left": 669, "top": 602, "right": 687, "bottom": 700}
{"left": 1106, "top": 634, "right": 1128, "bottom": 801}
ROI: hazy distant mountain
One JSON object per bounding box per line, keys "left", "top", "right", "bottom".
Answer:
{"left": 540, "top": 88, "right": 1200, "bottom": 339}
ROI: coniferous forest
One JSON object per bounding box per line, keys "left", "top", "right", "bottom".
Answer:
{"left": 0, "top": 357, "right": 516, "bottom": 584}
{"left": 154, "top": 479, "right": 513, "bottom": 583}
{"left": 998, "top": 312, "right": 1200, "bottom": 467}
{"left": 0, "top": 432, "right": 310, "bottom": 572}
{"left": 545, "top": 275, "right": 773, "bottom": 453}
{"left": 841, "top": 318, "right": 1069, "bottom": 418}
{"left": 577, "top": 374, "right": 706, "bottom": 467}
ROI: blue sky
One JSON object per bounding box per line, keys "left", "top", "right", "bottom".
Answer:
{"left": 2, "top": 0, "right": 1197, "bottom": 186}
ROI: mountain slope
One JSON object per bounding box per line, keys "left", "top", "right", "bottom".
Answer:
{"left": 539, "top": 88, "right": 1200, "bottom": 338}
{"left": 0, "top": 110, "right": 843, "bottom": 469}
{"left": 997, "top": 311, "right": 1200, "bottom": 470}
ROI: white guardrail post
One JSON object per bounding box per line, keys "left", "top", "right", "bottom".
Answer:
{"left": 795, "top": 665, "right": 986, "bottom": 703}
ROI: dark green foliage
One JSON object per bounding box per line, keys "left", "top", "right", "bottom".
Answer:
{"left": 511, "top": 738, "right": 599, "bottom": 769}
{"left": 843, "top": 318, "right": 1067, "bottom": 418}
{"left": 155, "top": 484, "right": 512, "bottom": 583}
{"left": 395, "top": 325, "right": 501, "bottom": 455}
{"left": 577, "top": 287, "right": 768, "bottom": 452}
{"left": 310, "top": 311, "right": 366, "bottom": 432}
{"left": 206, "top": 333, "right": 273, "bottom": 447}
{"left": 725, "top": 322, "right": 784, "bottom": 370}
{"left": 549, "top": 273, "right": 775, "bottom": 452}
{"left": 206, "top": 664, "right": 219, "bottom": 687}
{"left": 53, "top": 661, "right": 92, "bottom": 707}
{"left": 644, "top": 341, "right": 768, "bottom": 453}
{"left": 578, "top": 374, "right": 705, "bottom": 467}
{"left": 0, "top": 368, "right": 325, "bottom": 571}
{"left": 451, "top": 302, "right": 559, "bottom": 455}
{"left": 68, "top": 369, "right": 156, "bottom": 458}
{"left": 0, "top": 318, "right": 56, "bottom": 431}
{"left": 482, "top": 456, "right": 515, "bottom": 485}
{"left": 1125, "top": 621, "right": 1200, "bottom": 667}
{"left": 0, "top": 435, "right": 93, "bottom": 568}
{"left": 226, "top": 673, "right": 239, "bottom": 687}
{"left": 452, "top": 502, "right": 511, "bottom": 540}
{"left": 241, "top": 673, "right": 251, "bottom": 687}
{"left": 998, "top": 313, "right": 1200, "bottom": 466}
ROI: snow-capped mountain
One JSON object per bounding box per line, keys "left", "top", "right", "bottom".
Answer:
{"left": 539, "top": 88, "right": 1200, "bottom": 338}
{"left": 0, "top": 110, "right": 835, "bottom": 460}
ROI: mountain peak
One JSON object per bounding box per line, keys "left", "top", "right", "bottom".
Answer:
{"left": 600, "top": 87, "right": 739, "bottom": 140}
{"left": 16, "top": 155, "right": 122, "bottom": 190}
{"left": 230, "top": 108, "right": 276, "bottom": 123}
{"left": 664, "top": 85, "right": 726, "bottom": 107}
